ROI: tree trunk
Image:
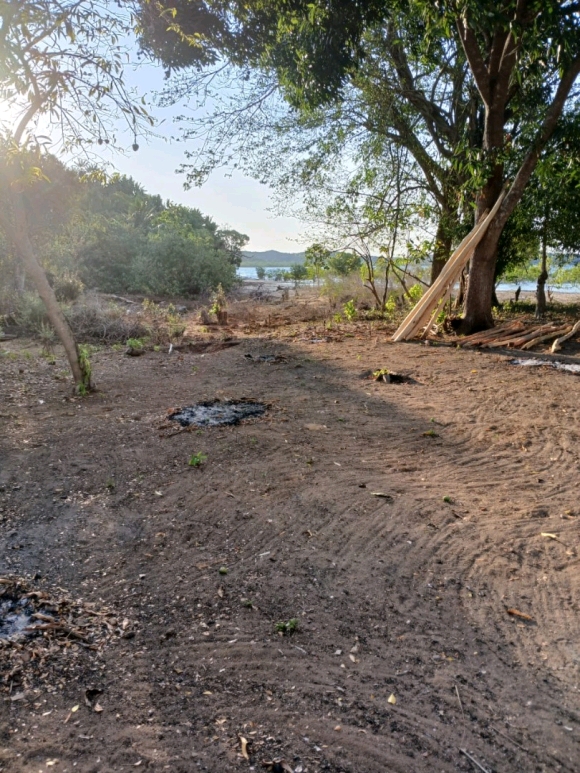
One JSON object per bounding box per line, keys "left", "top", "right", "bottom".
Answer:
{"left": 535, "top": 225, "right": 548, "bottom": 319}
{"left": 8, "top": 187, "right": 91, "bottom": 392}
{"left": 430, "top": 217, "right": 452, "bottom": 284}
{"left": 461, "top": 229, "right": 501, "bottom": 332}
{"left": 453, "top": 267, "right": 467, "bottom": 311}
{"left": 460, "top": 129, "right": 505, "bottom": 333}
{"left": 15, "top": 260, "right": 26, "bottom": 293}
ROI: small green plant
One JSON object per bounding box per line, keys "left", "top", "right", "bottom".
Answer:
{"left": 333, "top": 312, "right": 343, "bottom": 323}
{"left": 242, "top": 598, "right": 254, "bottom": 608}
{"left": 209, "top": 284, "right": 227, "bottom": 316}
{"left": 38, "top": 322, "right": 56, "bottom": 354}
{"left": 422, "top": 429, "right": 439, "bottom": 438}
{"left": 275, "top": 618, "right": 299, "bottom": 635}
{"left": 443, "top": 495, "right": 453, "bottom": 503}
{"left": 77, "top": 344, "right": 92, "bottom": 395}
{"left": 106, "top": 478, "right": 116, "bottom": 492}
{"left": 373, "top": 368, "right": 390, "bottom": 380}
{"left": 188, "top": 452, "right": 207, "bottom": 467}
{"left": 126, "top": 337, "right": 145, "bottom": 350}
{"left": 343, "top": 299, "right": 357, "bottom": 322}
{"left": 384, "top": 295, "right": 397, "bottom": 316}
{"left": 407, "top": 284, "right": 424, "bottom": 304}
{"left": 219, "top": 566, "right": 228, "bottom": 575}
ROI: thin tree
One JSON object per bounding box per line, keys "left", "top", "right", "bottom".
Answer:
{"left": 0, "top": 1, "right": 151, "bottom": 392}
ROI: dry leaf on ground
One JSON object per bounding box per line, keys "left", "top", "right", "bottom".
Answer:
{"left": 506, "top": 608, "right": 534, "bottom": 622}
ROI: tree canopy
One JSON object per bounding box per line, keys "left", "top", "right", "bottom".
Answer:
{"left": 140, "top": 0, "right": 580, "bottom": 330}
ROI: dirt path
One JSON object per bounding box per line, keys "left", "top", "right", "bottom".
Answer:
{"left": 1, "top": 328, "right": 579, "bottom": 773}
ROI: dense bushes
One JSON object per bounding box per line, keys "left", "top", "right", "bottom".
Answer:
{"left": 0, "top": 160, "right": 247, "bottom": 301}
{"left": 135, "top": 230, "right": 237, "bottom": 295}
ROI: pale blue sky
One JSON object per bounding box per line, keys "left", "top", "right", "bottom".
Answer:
{"left": 109, "top": 59, "right": 308, "bottom": 253}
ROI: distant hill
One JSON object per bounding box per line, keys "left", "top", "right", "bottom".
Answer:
{"left": 241, "top": 250, "right": 305, "bottom": 267}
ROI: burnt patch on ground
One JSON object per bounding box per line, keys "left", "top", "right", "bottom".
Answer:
{"left": 168, "top": 399, "right": 267, "bottom": 427}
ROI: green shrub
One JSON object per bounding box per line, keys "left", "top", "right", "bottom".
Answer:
{"left": 134, "top": 231, "right": 237, "bottom": 296}
{"left": 327, "top": 251, "right": 362, "bottom": 276}
{"left": 343, "top": 299, "right": 357, "bottom": 321}
{"left": 13, "top": 292, "right": 50, "bottom": 333}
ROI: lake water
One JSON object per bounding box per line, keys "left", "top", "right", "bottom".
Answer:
{"left": 496, "top": 281, "right": 580, "bottom": 294}
{"left": 238, "top": 267, "right": 579, "bottom": 293}
{"left": 238, "top": 267, "right": 291, "bottom": 279}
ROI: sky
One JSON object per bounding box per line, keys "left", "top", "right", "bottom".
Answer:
{"left": 0, "top": 17, "right": 309, "bottom": 254}
{"left": 104, "top": 59, "right": 309, "bottom": 254}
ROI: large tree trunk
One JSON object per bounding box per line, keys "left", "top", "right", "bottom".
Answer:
{"left": 460, "top": 100, "right": 506, "bottom": 334}
{"left": 8, "top": 187, "right": 92, "bottom": 392}
{"left": 460, "top": 164, "right": 504, "bottom": 332}
{"left": 461, "top": 226, "right": 502, "bottom": 332}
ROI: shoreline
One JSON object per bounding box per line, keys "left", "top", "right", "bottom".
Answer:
{"left": 496, "top": 288, "right": 580, "bottom": 304}
{"left": 238, "top": 277, "right": 580, "bottom": 305}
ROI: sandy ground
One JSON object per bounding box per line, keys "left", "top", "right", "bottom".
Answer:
{"left": 496, "top": 289, "right": 580, "bottom": 305}
{"left": 1, "top": 308, "right": 580, "bottom": 773}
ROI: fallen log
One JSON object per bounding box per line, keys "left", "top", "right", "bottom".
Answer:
{"left": 551, "top": 320, "right": 580, "bottom": 353}
{"left": 459, "top": 320, "right": 526, "bottom": 347}
{"left": 482, "top": 324, "right": 564, "bottom": 349}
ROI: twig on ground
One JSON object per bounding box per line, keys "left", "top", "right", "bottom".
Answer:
{"left": 493, "top": 726, "right": 528, "bottom": 753}
{"left": 460, "top": 748, "right": 491, "bottom": 773}
{"left": 455, "top": 684, "right": 466, "bottom": 746}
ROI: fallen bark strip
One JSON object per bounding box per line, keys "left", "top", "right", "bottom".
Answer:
{"left": 551, "top": 320, "right": 580, "bottom": 353}
{"left": 421, "top": 279, "right": 458, "bottom": 339}
{"left": 393, "top": 193, "right": 506, "bottom": 341}
{"left": 520, "top": 326, "right": 573, "bottom": 350}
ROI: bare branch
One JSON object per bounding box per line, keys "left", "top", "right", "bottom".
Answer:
{"left": 500, "top": 56, "right": 580, "bottom": 225}
{"left": 456, "top": 16, "right": 490, "bottom": 106}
